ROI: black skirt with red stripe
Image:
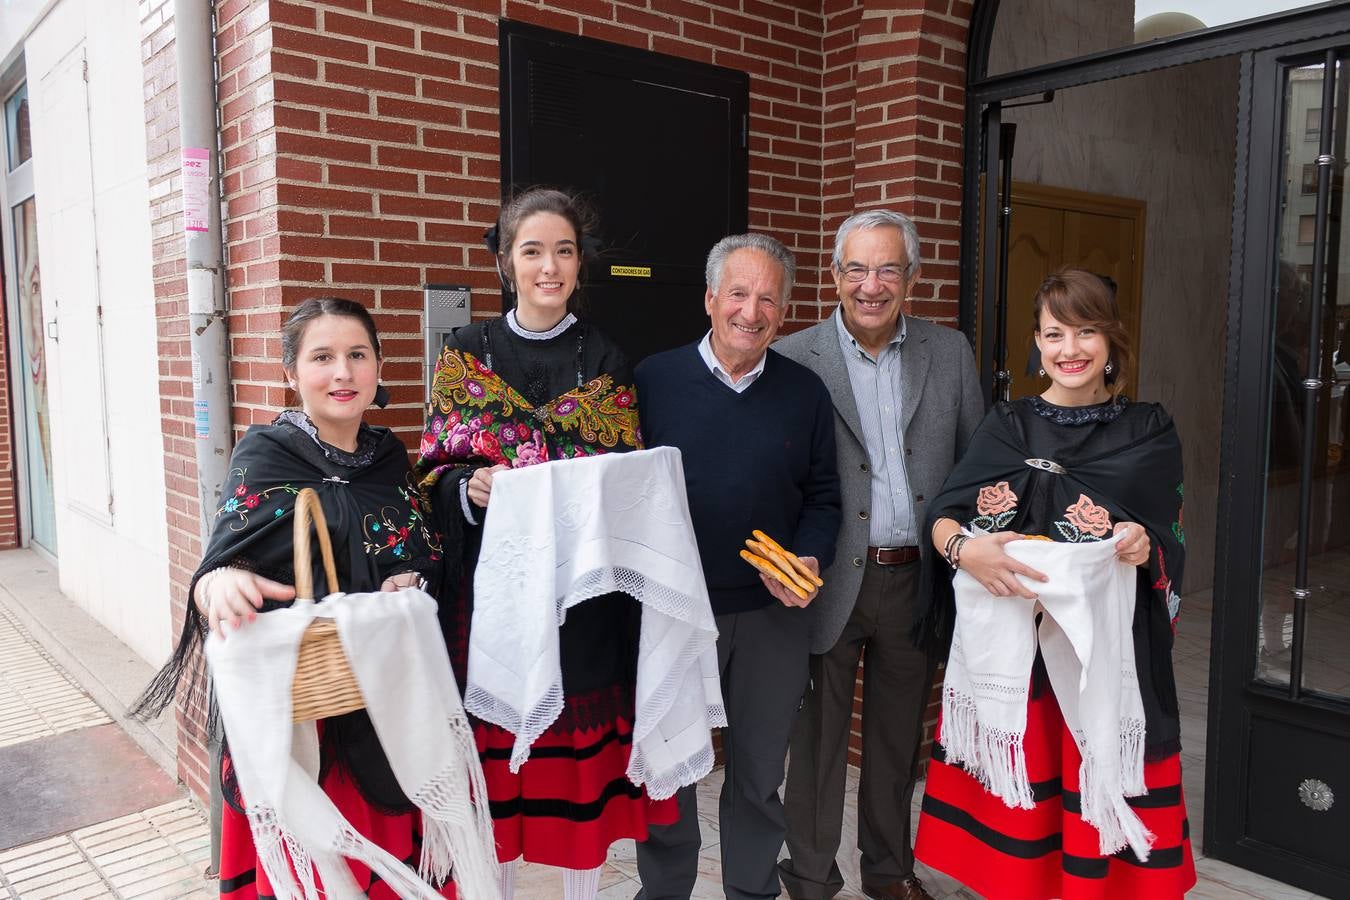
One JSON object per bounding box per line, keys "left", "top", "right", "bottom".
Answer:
{"left": 218, "top": 761, "right": 457, "bottom": 899}
{"left": 477, "top": 710, "right": 679, "bottom": 869}
{"left": 915, "top": 686, "right": 1196, "bottom": 900}
{"left": 445, "top": 582, "right": 678, "bottom": 870}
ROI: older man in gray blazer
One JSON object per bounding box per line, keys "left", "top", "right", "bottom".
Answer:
{"left": 774, "top": 210, "right": 984, "bottom": 900}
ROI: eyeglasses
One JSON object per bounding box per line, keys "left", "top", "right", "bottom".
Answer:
{"left": 840, "top": 264, "right": 908, "bottom": 283}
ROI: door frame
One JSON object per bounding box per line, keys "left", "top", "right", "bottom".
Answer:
{"left": 0, "top": 58, "right": 40, "bottom": 555}
{"left": 1207, "top": 35, "right": 1350, "bottom": 895}
{"left": 961, "top": 1, "right": 1350, "bottom": 893}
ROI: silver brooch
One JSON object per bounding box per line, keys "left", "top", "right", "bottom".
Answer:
{"left": 1024, "top": 458, "right": 1066, "bottom": 475}
{"left": 1298, "top": 778, "right": 1334, "bottom": 812}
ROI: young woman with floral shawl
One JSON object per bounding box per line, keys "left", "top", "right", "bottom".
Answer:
{"left": 134, "top": 299, "right": 447, "bottom": 899}
{"left": 415, "top": 189, "right": 675, "bottom": 900}
{"left": 913, "top": 269, "right": 1195, "bottom": 899}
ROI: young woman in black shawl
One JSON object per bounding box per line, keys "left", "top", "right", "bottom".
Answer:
{"left": 913, "top": 269, "right": 1195, "bottom": 899}
{"left": 415, "top": 188, "right": 673, "bottom": 900}
{"left": 133, "top": 298, "right": 448, "bottom": 899}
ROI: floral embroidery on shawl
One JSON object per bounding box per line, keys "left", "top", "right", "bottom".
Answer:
{"left": 1153, "top": 546, "right": 1182, "bottom": 631}
{"left": 419, "top": 347, "right": 641, "bottom": 486}
{"left": 217, "top": 468, "right": 299, "bottom": 531}
{"left": 1055, "top": 493, "right": 1113, "bottom": 542}
{"left": 972, "top": 481, "right": 1019, "bottom": 531}
{"left": 363, "top": 478, "right": 442, "bottom": 561}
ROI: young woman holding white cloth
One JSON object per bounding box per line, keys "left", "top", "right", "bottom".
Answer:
{"left": 913, "top": 268, "right": 1195, "bottom": 899}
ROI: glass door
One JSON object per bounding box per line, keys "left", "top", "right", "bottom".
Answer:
{"left": 1208, "top": 39, "right": 1350, "bottom": 897}
{"left": 3, "top": 81, "right": 56, "bottom": 553}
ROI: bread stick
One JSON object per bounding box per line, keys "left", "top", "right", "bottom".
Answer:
{"left": 751, "top": 529, "right": 824, "bottom": 587}
{"left": 745, "top": 539, "right": 814, "bottom": 593}
{"left": 740, "top": 549, "right": 808, "bottom": 601}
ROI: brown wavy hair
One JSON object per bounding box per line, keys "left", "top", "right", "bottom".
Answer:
{"left": 1033, "top": 267, "right": 1134, "bottom": 398}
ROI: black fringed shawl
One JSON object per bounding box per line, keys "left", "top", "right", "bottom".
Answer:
{"left": 918, "top": 398, "right": 1186, "bottom": 759}
{"left": 133, "top": 416, "right": 441, "bottom": 811}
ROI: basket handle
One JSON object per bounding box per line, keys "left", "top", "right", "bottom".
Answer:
{"left": 293, "top": 487, "right": 339, "bottom": 600}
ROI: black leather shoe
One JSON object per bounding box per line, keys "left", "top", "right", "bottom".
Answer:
{"left": 860, "top": 874, "right": 935, "bottom": 900}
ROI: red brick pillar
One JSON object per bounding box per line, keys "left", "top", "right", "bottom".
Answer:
{"left": 820, "top": 0, "right": 974, "bottom": 765}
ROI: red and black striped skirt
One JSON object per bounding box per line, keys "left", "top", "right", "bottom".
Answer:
{"left": 478, "top": 714, "right": 679, "bottom": 869}
{"left": 218, "top": 762, "right": 457, "bottom": 899}
{"left": 915, "top": 687, "right": 1196, "bottom": 900}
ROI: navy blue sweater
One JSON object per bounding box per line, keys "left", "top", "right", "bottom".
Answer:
{"left": 636, "top": 344, "right": 842, "bottom": 615}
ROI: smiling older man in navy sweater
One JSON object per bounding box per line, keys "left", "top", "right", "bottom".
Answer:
{"left": 633, "top": 233, "right": 842, "bottom": 900}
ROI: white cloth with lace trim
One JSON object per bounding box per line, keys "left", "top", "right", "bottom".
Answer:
{"left": 941, "top": 532, "right": 1154, "bottom": 860}
{"left": 465, "top": 445, "right": 726, "bottom": 801}
{"left": 206, "top": 588, "right": 499, "bottom": 900}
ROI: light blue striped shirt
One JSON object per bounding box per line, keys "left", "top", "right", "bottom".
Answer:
{"left": 834, "top": 309, "right": 913, "bottom": 546}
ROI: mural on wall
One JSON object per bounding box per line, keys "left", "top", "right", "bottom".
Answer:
{"left": 14, "top": 196, "right": 55, "bottom": 551}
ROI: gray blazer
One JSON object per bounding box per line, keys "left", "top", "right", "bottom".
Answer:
{"left": 775, "top": 311, "right": 985, "bottom": 653}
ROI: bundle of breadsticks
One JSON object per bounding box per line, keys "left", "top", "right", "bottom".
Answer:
{"left": 739, "top": 529, "right": 824, "bottom": 601}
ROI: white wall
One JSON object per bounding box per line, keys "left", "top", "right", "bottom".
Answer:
{"left": 23, "top": 0, "right": 171, "bottom": 664}
{"left": 0, "top": 0, "right": 54, "bottom": 65}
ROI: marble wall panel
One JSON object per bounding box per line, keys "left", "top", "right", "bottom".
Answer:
{"left": 990, "top": 4, "right": 1239, "bottom": 590}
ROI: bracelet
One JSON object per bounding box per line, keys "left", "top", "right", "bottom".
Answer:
{"left": 942, "top": 532, "right": 962, "bottom": 565}
{"left": 947, "top": 535, "right": 969, "bottom": 570}
{"left": 193, "top": 566, "right": 235, "bottom": 615}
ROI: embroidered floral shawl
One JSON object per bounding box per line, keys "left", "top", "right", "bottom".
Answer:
{"left": 415, "top": 342, "right": 644, "bottom": 731}
{"left": 919, "top": 399, "right": 1186, "bottom": 758}
{"left": 417, "top": 346, "right": 641, "bottom": 490}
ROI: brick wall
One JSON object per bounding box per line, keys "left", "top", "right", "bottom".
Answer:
{"left": 146, "top": 0, "right": 974, "bottom": 795}
{"left": 209, "top": 0, "right": 844, "bottom": 445}
{"left": 0, "top": 263, "right": 16, "bottom": 549}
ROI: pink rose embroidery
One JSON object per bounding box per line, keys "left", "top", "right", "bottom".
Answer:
{"left": 470, "top": 429, "right": 503, "bottom": 463}
{"left": 1063, "top": 494, "right": 1112, "bottom": 537}
{"left": 448, "top": 423, "right": 472, "bottom": 457}
{"left": 976, "top": 481, "right": 1018, "bottom": 516}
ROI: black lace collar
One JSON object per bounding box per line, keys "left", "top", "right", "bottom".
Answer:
{"left": 274, "top": 410, "right": 380, "bottom": 468}
{"left": 1029, "top": 395, "right": 1129, "bottom": 425}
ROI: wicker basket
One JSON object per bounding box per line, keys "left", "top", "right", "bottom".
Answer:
{"left": 289, "top": 487, "right": 366, "bottom": 723}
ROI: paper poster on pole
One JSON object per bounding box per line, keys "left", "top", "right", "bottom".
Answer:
{"left": 182, "top": 147, "right": 210, "bottom": 232}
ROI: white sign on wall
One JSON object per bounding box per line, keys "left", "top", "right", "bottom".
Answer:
{"left": 181, "top": 146, "right": 209, "bottom": 232}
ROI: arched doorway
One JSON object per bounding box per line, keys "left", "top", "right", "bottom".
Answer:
{"left": 960, "top": 2, "right": 1350, "bottom": 894}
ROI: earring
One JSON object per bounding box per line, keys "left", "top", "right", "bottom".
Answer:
{"left": 1038, "top": 368, "right": 1046, "bottom": 378}
{"left": 1104, "top": 362, "right": 1114, "bottom": 375}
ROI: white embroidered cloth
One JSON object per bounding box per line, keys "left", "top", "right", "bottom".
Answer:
{"left": 942, "top": 533, "right": 1154, "bottom": 860}
{"left": 206, "top": 588, "right": 499, "bottom": 900}
{"left": 465, "top": 446, "right": 726, "bottom": 800}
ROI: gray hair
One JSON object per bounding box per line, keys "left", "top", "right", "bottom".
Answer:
{"left": 705, "top": 233, "right": 796, "bottom": 301}
{"left": 831, "top": 209, "right": 922, "bottom": 275}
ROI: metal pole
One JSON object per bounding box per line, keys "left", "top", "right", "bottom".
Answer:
{"left": 979, "top": 104, "right": 1002, "bottom": 404}
{"left": 1289, "top": 49, "right": 1339, "bottom": 700}
{"left": 173, "top": 0, "right": 231, "bottom": 871}
{"left": 994, "top": 122, "right": 1017, "bottom": 403}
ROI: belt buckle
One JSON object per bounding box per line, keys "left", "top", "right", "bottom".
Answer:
{"left": 872, "top": 546, "right": 897, "bottom": 565}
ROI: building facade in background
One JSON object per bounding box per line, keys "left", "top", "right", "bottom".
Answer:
{"left": 0, "top": 0, "right": 1345, "bottom": 895}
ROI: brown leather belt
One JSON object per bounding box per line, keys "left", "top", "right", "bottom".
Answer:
{"left": 866, "top": 545, "right": 920, "bottom": 566}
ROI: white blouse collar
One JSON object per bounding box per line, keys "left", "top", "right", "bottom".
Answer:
{"left": 506, "top": 308, "right": 577, "bottom": 341}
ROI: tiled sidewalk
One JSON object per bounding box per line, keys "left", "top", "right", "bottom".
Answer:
{"left": 0, "top": 552, "right": 211, "bottom": 900}
{"left": 0, "top": 548, "right": 1327, "bottom": 899}
{"left": 0, "top": 802, "right": 209, "bottom": 899}
{"left": 0, "top": 606, "right": 110, "bottom": 749}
